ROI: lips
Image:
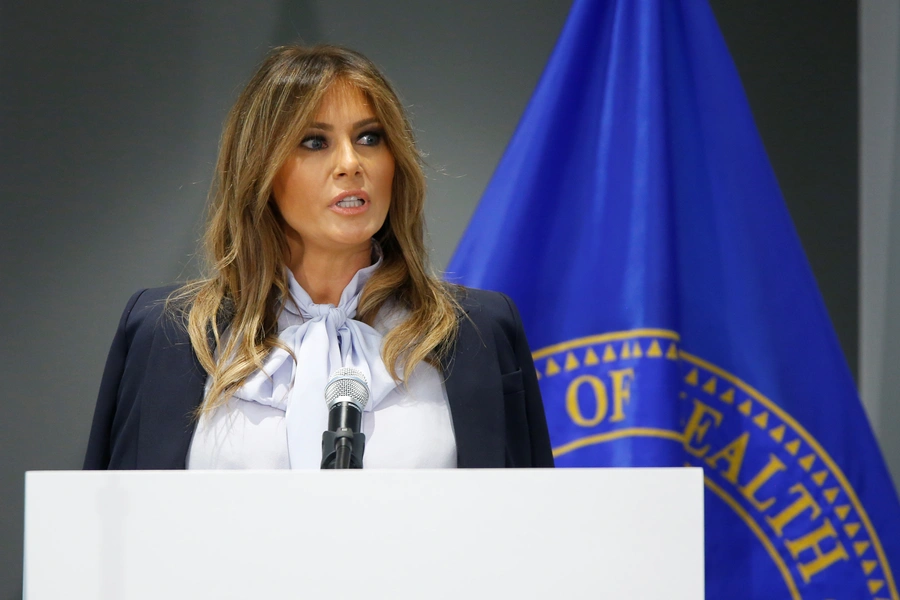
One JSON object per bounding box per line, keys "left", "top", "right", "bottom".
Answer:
{"left": 330, "top": 189, "right": 371, "bottom": 215}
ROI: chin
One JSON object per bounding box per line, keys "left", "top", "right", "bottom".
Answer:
{"left": 335, "top": 224, "right": 382, "bottom": 244}
{"left": 329, "top": 232, "right": 377, "bottom": 249}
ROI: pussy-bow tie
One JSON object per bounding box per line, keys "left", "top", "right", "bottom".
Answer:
{"left": 233, "top": 256, "right": 397, "bottom": 468}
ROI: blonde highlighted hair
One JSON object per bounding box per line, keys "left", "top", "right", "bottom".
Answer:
{"left": 173, "top": 45, "right": 459, "bottom": 410}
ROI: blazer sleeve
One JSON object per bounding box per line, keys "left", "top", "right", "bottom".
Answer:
{"left": 83, "top": 289, "right": 146, "bottom": 469}
{"left": 501, "top": 293, "right": 555, "bottom": 467}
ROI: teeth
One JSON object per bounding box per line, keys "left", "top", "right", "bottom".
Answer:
{"left": 336, "top": 196, "right": 364, "bottom": 208}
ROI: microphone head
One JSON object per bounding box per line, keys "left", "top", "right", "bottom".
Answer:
{"left": 325, "top": 367, "right": 370, "bottom": 411}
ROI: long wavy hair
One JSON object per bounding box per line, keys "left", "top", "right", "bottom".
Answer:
{"left": 173, "top": 45, "right": 460, "bottom": 410}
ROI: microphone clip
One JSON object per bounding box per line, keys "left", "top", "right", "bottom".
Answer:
{"left": 320, "top": 429, "right": 366, "bottom": 469}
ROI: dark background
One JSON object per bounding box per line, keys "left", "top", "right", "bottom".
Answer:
{"left": 0, "top": 1, "right": 859, "bottom": 595}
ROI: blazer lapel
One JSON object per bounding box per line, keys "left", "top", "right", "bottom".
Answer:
{"left": 442, "top": 296, "right": 505, "bottom": 468}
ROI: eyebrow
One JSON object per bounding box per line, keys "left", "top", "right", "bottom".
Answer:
{"left": 307, "top": 117, "right": 380, "bottom": 131}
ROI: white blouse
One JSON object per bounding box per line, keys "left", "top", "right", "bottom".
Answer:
{"left": 187, "top": 267, "right": 457, "bottom": 470}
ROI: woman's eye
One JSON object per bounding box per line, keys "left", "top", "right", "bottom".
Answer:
{"left": 300, "top": 135, "right": 326, "bottom": 150}
{"left": 358, "top": 130, "right": 383, "bottom": 146}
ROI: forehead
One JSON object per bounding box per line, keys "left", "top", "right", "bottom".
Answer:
{"left": 313, "top": 82, "right": 375, "bottom": 122}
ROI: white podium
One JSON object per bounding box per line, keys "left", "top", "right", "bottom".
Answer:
{"left": 24, "top": 468, "right": 703, "bottom": 599}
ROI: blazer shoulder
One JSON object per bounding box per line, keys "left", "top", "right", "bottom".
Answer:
{"left": 453, "top": 286, "right": 522, "bottom": 338}
{"left": 454, "top": 286, "right": 516, "bottom": 319}
{"left": 128, "top": 284, "right": 181, "bottom": 319}
{"left": 120, "top": 284, "right": 189, "bottom": 349}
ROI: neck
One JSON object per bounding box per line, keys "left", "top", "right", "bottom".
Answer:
{"left": 287, "top": 241, "right": 373, "bottom": 305}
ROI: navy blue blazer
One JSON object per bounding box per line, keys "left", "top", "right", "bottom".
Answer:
{"left": 84, "top": 286, "right": 554, "bottom": 469}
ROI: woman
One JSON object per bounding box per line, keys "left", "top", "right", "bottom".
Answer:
{"left": 83, "top": 45, "right": 553, "bottom": 470}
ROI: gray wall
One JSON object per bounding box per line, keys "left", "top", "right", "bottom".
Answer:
{"left": 860, "top": 1, "right": 900, "bottom": 495}
{"left": 0, "top": 1, "right": 864, "bottom": 597}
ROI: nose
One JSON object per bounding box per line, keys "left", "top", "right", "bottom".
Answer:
{"left": 333, "top": 138, "right": 362, "bottom": 179}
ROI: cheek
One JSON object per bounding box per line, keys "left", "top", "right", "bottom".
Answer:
{"left": 271, "top": 162, "right": 294, "bottom": 211}
{"left": 379, "top": 157, "right": 396, "bottom": 200}
{"left": 272, "top": 161, "right": 316, "bottom": 215}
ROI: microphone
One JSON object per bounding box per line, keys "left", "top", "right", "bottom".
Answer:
{"left": 321, "top": 367, "right": 369, "bottom": 469}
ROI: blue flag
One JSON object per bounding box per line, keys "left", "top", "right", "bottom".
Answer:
{"left": 447, "top": 0, "right": 900, "bottom": 597}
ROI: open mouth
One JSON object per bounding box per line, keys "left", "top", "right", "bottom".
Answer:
{"left": 335, "top": 196, "right": 365, "bottom": 208}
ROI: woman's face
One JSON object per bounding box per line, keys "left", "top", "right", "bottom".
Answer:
{"left": 272, "top": 82, "right": 395, "bottom": 257}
